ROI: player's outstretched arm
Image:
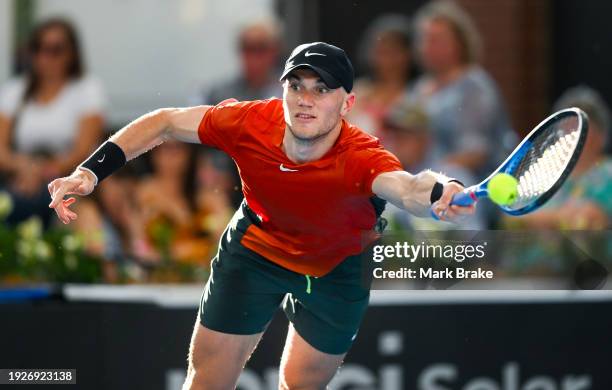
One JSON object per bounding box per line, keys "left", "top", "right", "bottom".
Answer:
{"left": 110, "top": 105, "right": 210, "bottom": 160}
{"left": 372, "top": 170, "right": 474, "bottom": 221}
{"left": 48, "top": 105, "right": 210, "bottom": 224}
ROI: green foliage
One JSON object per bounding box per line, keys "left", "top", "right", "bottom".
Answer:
{"left": 0, "top": 191, "right": 210, "bottom": 284}
{"left": 0, "top": 216, "right": 103, "bottom": 284}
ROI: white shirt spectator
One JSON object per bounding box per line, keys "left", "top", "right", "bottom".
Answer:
{"left": 0, "top": 75, "right": 106, "bottom": 154}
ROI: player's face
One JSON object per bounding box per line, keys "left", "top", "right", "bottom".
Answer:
{"left": 282, "top": 69, "right": 354, "bottom": 142}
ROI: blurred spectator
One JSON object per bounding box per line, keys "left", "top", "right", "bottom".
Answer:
{"left": 197, "top": 18, "right": 283, "bottom": 104}
{"left": 409, "top": 0, "right": 514, "bottom": 177}
{"left": 192, "top": 19, "right": 283, "bottom": 206}
{"left": 509, "top": 86, "right": 611, "bottom": 230}
{"left": 381, "top": 100, "right": 485, "bottom": 230}
{"left": 0, "top": 18, "right": 106, "bottom": 227}
{"left": 347, "top": 14, "right": 414, "bottom": 138}
{"left": 194, "top": 150, "right": 236, "bottom": 242}
{"left": 70, "top": 171, "right": 140, "bottom": 282}
{"left": 133, "top": 141, "right": 233, "bottom": 265}
{"left": 133, "top": 141, "right": 201, "bottom": 263}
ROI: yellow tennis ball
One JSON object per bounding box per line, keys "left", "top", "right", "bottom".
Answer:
{"left": 487, "top": 173, "right": 519, "bottom": 206}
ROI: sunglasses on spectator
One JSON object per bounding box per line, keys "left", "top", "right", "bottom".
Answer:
{"left": 240, "top": 42, "right": 275, "bottom": 55}
{"left": 34, "top": 43, "right": 69, "bottom": 57}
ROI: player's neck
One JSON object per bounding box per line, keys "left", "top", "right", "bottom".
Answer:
{"left": 282, "top": 122, "right": 343, "bottom": 164}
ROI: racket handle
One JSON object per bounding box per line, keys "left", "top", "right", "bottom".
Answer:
{"left": 430, "top": 190, "right": 478, "bottom": 220}
{"left": 450, "top": 191, "right": 478, "bottom": 207}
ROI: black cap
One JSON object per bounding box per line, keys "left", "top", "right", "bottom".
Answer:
{"left": 279, "top": 42, "right": 354, "bottom": 93}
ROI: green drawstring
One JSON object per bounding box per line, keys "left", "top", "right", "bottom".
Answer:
{"left": 305, "top": 275, "right": 312, "bottom": 294}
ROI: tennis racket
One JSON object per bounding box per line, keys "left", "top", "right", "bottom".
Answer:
{"left": 433, "top": 107, "right": 589, "bottom": 218}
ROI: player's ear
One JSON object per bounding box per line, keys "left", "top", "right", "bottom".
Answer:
{"left": 341, "top": 92, "right": 355, "bottom": 116}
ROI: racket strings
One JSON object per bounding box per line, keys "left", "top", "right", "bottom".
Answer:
{"left": 512, "top": 124, "right": 581, "bottom": 208}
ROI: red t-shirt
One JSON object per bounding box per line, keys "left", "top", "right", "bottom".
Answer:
{"left": 198, "top": 98, "right": 402, "bottom": 276}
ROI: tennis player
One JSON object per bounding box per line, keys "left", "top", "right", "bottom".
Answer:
{"left": 48, "top": 42, "right": 473, "bottom": 389}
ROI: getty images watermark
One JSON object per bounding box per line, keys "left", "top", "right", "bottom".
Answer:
{"left": 361, "top": 230, "right": 611, "bottom": 290}
{"left": 371, "top": 241, "right": 492, "bottom": 280}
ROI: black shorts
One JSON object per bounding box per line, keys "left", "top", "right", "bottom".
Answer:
{"left": 199, "top": 201, "right": 372, "bottom": 355}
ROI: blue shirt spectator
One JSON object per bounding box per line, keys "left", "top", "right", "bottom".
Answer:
{"left": 409, "top": 66, "right": 514, "bottom": 177}
{"left": 410, "top": 0, "right": 516, "bottom": 178}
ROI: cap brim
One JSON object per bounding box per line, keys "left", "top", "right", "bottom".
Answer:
{"left": 279, "top": 64, "right": 342, "bottom": 89}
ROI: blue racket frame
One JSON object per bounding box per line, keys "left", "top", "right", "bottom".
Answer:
{"left": 432, "top": 107, "right": 588, "bottom": 218}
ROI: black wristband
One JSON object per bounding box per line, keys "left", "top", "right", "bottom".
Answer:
{"left": 78, "top": 141, "right": 126, "bottom": 185}
{"left": 430, "top": 182, "right": 444, "bottom": 204}
{"left": 430, "top": 178, "right": 465, "bottom": 204}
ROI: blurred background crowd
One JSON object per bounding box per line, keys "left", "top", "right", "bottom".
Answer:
{"left": 0, "top": 0, "right": 610, "bottom": 284}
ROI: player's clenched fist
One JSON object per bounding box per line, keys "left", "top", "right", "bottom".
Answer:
{"left": 47, "top": 169, "right": 96, "bottom": 224}
{"left": 432, "top": 181, "right": 476, "bottom": 222}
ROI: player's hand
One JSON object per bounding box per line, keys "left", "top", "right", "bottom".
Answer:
{"left": 432, "top": 182, "right": 475, "bottom": 222}
{"left": 48, "top": 169, "right": 96, "bottom": 224}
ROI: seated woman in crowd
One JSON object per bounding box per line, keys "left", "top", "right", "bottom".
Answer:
{"left": 346, "top": 14, "right": 415, "bottom": 140}
{"left": 193, "top": 149, "right": 237, "bottom": 242}
{"left": 70, "top": 170, "right": 140, "bottom": 281}
{"left": 408, "top": 0, "right": 515, "bottom": 178}
{"left": 0, "top": 18, "right": 105, "bottom": 227}
{"left": 133, "top": 142, "right": 234, "bottom": 266}
{"left": 70, "top": 141, "right": 235, "bottom": 282}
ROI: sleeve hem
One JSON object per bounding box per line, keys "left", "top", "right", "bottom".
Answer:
{"left": 197, "top": 109, "right": 209, "bottom": 145}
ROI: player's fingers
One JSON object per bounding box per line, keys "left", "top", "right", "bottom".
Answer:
{"left": 448, "top": 208, "right": 464, "bottom": 218}
{"left": 48, "top": 178, "right": 66, "bottom": 200}
{"left": 440, "top": 183, "right": 461, "bottom": 203}
{"left": 47, "top": 179, "right": 57, "bottom": 195}
{"left": 60, "top": 198, "right": 78, "bottom": 222}
{"left": 62, "top": 198, "right": 76, "bottom": 217}
{"left": 433, "top": 202, "right": 473, "bottom": 221}
{"left": 437, "top": 193, "right": 452, "bottom": 210}
{"left": 432, "top": 202, "right": 449, "bottom": 220}
{"left": 59, "top": 208, "right": 76, "bottom": 223}
{"left": 49, "top": 179, "right": 77, "bottom": 208}
{"left": 435, "top": 195, "right": 456, "bottom": 220}
{"left": 450, "top": 204, "right": 475, "bottom": 215}
{"left": 49, "top": 187, "right": 67, "bottom": 208}
{"left": 443, "top": 207, "right": 459, "bottom": 219}
{"left": 54, "top": 206, "right": 69, "bottom": 224}
{"left": 50, "top": 196, "right": 73, "bottom": 224}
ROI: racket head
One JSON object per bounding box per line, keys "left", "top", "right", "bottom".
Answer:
{"left": 480, "top": 107, "right": 589, "bottom": 215}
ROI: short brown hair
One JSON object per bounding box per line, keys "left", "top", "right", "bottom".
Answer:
{"left": 415, "top": 0, "right": 483, "bottom": 65}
